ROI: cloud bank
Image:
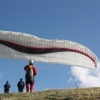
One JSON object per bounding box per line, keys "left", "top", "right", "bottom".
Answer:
{"left": 70, "top": 60, "right": 100, "bottom": 88}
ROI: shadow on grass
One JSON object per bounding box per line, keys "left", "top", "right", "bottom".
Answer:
{"left": 44, "top": 97, "right": 76, "bottom": 100}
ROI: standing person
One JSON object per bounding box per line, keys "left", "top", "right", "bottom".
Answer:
{"left": 24, "top": 60, "right": 37, "bottom": 92}
{"left": 4, "top": 81, "right": 10, "bottom": 93}
{"left": 17, "top": 78, "right": 25, "bottom": 92}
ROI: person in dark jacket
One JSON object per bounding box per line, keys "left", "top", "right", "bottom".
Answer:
{"left": 24, "top": 60, "right": 37, "bottom": 92}
{"left": 4, "top": 81, "right": 10, "bottom": 93}
{"left": 17, "top": 78, "right": 25, "bottom": 92}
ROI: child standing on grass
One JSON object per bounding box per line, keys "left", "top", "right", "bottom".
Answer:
{"left": 4, "top": 81, "right": 10, "bottom": 93}
{"left": 17, "top": 78, "right": 25, "bottom": 92}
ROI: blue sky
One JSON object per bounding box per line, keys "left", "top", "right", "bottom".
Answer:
{"left": 0, "top": 0, "right": 100, "bottom": 93}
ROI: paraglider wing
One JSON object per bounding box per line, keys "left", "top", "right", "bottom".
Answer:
{"left": 0, "top": 30, "right": 97, "bottom": 69}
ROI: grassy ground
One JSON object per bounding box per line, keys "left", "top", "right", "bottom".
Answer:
{"left": 0, "top": 87, "right": 100, "bottom": 100}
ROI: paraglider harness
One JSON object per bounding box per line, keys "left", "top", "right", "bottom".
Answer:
{"left": 25, "top": 65, "right": 34, "bottom": 84}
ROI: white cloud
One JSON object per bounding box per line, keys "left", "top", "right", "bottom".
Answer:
{"left": 68, "top": 77, "right": 73, "bottom": 83}
{"left": 0, "top": 73, "right": 4, "bottom": 93}
{"left": 70, "top": 60, "right": 100, "bottom": 88}
{"left": 23, "top": 89, "right": 26, "bottom": 93}
{"left": 0, "top": 72, "right": 3, "bottom": 79}
{"left": 0, "top": 88, "right": 3, "bottom": 93}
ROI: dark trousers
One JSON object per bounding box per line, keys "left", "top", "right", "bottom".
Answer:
{"left": 18, "top": 88, "right": 23, "bottom": 92}
{"left": 4, "top": 89, "right": 9, "bottom": 93}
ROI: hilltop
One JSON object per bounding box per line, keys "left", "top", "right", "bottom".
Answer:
{"left": 0, "top": 87, "right": 100, "bottom": 100}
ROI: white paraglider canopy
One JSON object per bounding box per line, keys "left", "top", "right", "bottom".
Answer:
{"left": 0, "top": 30, "right": 98, "bottom": 69}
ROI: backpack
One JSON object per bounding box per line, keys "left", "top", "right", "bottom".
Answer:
{"left": 25, "top": 65, "right": 34, "bottom": 79}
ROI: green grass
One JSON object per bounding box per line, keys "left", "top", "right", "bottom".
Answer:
{"left": 0, "top": 87, "right": 100, "bottom": 100}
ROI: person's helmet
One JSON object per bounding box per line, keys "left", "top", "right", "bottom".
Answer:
{"left": 29, "top": 60, "right": 34, "bottom": 65}
{"left": 6, "top": 81, "right": 8, "bottom": 83}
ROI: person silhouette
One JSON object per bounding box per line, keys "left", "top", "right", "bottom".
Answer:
{"left": 24, "top": 60, "right": 37, "bottom": 92}
{"left": 4, "top": 81, "right": 10, "bottom": 93}
{"left": 17, "top": 78, "right": 25, "bottom": 92}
